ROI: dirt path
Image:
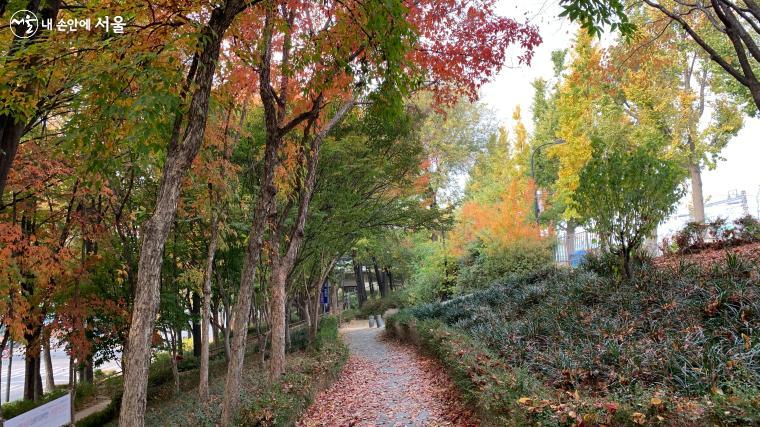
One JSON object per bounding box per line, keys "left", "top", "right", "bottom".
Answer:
{"left": 75, "top": 398, "right": 111, "bottom": 421}
{"left": 298, "top": 320, "right": 477, "bottom": 426}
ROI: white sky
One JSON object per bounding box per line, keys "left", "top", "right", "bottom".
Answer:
{"left": 478, "top": 0, "right": 760, "bottom": 232}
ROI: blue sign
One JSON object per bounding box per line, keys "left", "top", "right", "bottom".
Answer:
{"left": 321, "top": 281, "right": 329, "bottom": 305}
{"left": 570, "top": 249, "right": 588, "bottom": 268}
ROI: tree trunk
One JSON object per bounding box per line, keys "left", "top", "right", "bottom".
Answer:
{"left": 373, "top": 258, "right": 387, "bottom": 298}
{"left": 191, "top": 292, "right": 202, "bottom": 358}
{"left": 330, "top": 279, "right": 340, "bottom": 316}
{"left": 266, "top": 98, "right": 354, "bottom": 380}
{"left": 119, "top": 3, "right": 247, "bottom": 425}
{"left": 285, "top": 305, "right": 291, "bottom": 351}
{"left": 6, "top": 340, "right": 13, "bottom": 402}
{"left": 199, "top": 211, "right": 219, "bottom": 403}
{"left": 42, "top": 330, "right": 55, "bottom": 391}
{"left": 219, "top": 82, "right": 280, "bottom": 427}
{"left": 354, "top": 260, "right": 366, "bottom": 307}
{"left": 220, "top": 15, "right": 354, "bottom": 419}
{"left": 85, "top": 355, "right": 94, "bottom": 383}
{"left": 268, "top": 265, "right": 288, "bottom": 380}
{"left": 0, "top": 0, "right": 62, "bottom": 200}
{"left": 170, "top": 331, "right": 179, "bottom": 394}
{"left": 622, "top": 247, "right": 633, "bottom": 281}
{"left": 218, "top": 279, "right": 232, "bottom": 362}
{"left": 367, "top": 265, "right": 376, "bottom": 297}
{"left": 211, "top": 300, "right": 220, "bottom": 347}
{"left": 0, "top": 330, "right": 8, "bottom": 417}
{"left": 689, "top": 161, "right": 705, "bottom": 223}
{"left": 564, "top": 221, "right": 576, "bottom": 266}
{"left": 310, "top": 290, "right": 321, "bottom": 343}
{"left": 34, "top": 354, "right": 42, "bottom": 401}
{"left": 385, "top": 268, "right": 394, "bottom": 292}
{"left": 23, "top": 325, "right": 42, "bottom": 401}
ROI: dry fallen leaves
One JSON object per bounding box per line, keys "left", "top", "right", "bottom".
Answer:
{"left": 298, "top": 339, "right": 477, "bottom": 427}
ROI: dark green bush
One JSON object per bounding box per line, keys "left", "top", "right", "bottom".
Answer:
{"left": 456, "top": 240, "right": 554, "bottom": 292}
{"left": 289, "top": 326, "right": 309, "bottom": 351}
{"left": 74, "top": 381, "right": 96, "bottom": 406}
{"left": 393, "top": 260, "right": 760, "bottom": 424}
{"left": 358, "top": 292, "right": 406, "bottom": 317}
{"left": 339, "top": 308, "right": 359, "bottom": 322}
{"left": 176, "top": 354, "right": 198, "bottom": 372}
{"left": 315, "top": 315, "right": 338, "bottom": 350}
{"left": 578, "top": 250, "right": 621, "bottom": 277}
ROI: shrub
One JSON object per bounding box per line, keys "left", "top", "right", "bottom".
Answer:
{"left": 289, "top": 326, "right": 309, "bottom": 351}
{"left": 315, "top": 315, "right": 339, "bottom": 350}
{"left": 672, "top": 215, "right": 760, "bottom": 254}
{"left": 573, "top": 139, "right": 685, "bottom": 279}
{"left": 339, "top": 308, "right": 359, "bottom": 322}
{"left": 578, "top": 250, "right": 620, "bottom": 278}
{"left": 674, "top": 221, "right": 708, "bottom": 253}
{"left": 239, "top": 315, "right": 347, "bottom": 426}
{"left": 358, "top": 292, "right": 406, "bottom": 317}
{"left": 735, "top": 214, "right": 760, "bottom": 241}
{"left": 74, "top": 380, "right": 96, "bottom": 407}
{"left": 456, "top": 240, "right": 554, "bottom": 292}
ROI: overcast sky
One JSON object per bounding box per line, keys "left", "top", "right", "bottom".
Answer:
{"left": 477, "top": 0, "right": 760, "bottom": 232}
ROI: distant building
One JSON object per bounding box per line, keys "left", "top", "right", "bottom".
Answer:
{"left": 659, "top": 190, "right": 750, "bottom": 240}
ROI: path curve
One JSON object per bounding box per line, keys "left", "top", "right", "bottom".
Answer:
{"left": 298, "top": 320, "right": 477, "bottom": 426}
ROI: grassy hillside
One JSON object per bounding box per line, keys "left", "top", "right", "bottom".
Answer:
{"left": 388, "top": 253, "right": 760, "bottom": 425}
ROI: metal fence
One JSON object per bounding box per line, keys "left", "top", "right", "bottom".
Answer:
{"left": 554, "top": 230, "right": 600, "bottom": 265}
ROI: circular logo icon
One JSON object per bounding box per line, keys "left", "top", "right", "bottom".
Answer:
{"left": 10, "top": 9, "right": 39, "bottom": 39}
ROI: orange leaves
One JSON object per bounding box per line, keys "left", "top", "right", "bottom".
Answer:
{"left": 0, "top": 223, "right": 77, "bottom": 344}
{"left": 453, "top": 179, "right": 541, "bottom": 255}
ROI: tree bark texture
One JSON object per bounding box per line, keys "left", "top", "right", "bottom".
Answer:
{"left": 118, "top": 2, "right": 251, "bottom": 425}
{"left": 199, "top": 210, "right": 219, "bottom": 403}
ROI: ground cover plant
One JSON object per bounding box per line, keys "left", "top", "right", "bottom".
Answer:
{"left": 388, "top": 256, "right": 760, "bottom": 425}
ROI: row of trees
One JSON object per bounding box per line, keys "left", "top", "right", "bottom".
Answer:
{"left": 1, "top": 0, "right": 756, "bottom": 423}
{"left": 395, "top": 3, "right": 754, "bottom": 293}
{"left": 0, "top": 0, "right": 544, "bottom": 425}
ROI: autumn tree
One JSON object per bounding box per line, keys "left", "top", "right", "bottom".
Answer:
{"left": 614, "top": 10, "right": 743, "bottom": 223}
{"left": 561, "top": 0, "right": 760, "bottom": 112}
{"left": 451, "top": 108, "right": 552, "bottom": 290}
{"left": 640, "top": 0, "right": 760, "bottom": 112}
{"left": 0, "top": 0, "right": 63, "bottom": 198}
{"left": 120, "top": 1, "right": 260, "bottom": 425}
{"left": 217, "top": 1, "right": 540, "bottom": 422}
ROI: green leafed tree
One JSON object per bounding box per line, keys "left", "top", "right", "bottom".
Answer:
{"left": 573, "top": 139, "right": 685, "bottom": 280}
